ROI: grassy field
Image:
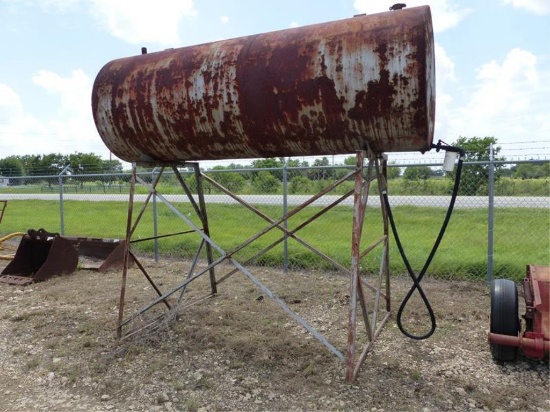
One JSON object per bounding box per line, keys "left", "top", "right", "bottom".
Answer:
{"left": 1, "top": 174, "right": 548, "bottom": 196}
{"left": 1, "top": 199, "right": 548, "bottom": 281}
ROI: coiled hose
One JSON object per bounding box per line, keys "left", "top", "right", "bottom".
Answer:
{"left": 382, "top": 141, "right": 465, "bottom": 339}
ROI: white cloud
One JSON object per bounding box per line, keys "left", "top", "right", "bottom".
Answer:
{"left": 289, "top": 21, "right": 299, "bottom": 28}
{"left": 32, "top": 69, "right": 91, "bottom": 117}
{"left": 435, "top": 42, "right": 456, "bottom": 84}
{"left": 501, "top": 0, "right": 550, "bottom": 15}
{"left": 220, "top": 15, "right": 229, "bottom": 24}
{"left": 0, "top": 83, "right": 55, "bottom": 157}
{"left": 0, "top": 83, "right": 24, "bottom": 125}
{"left": 0, "top": 71, "right": 111, "bottom": 157}
{"left": 466, "top": 49, "right": 538, "bottom": 119}
{"left": 89, "top": 0, "right": 197, "bottom": 45}
{"left": 447, "top": 48, "right": 550, "bottom": 146}
{"left": 3, "top": 0, "right": 198, "bottom": 45}
{"left": 353, "top": 0, "right": 472, "bottom": 32}
{"left": 433, "top": 42, "right": 457, "bottom": 139}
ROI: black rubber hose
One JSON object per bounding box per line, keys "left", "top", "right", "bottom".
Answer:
{"left": 382, "top": 143, "right": 464, "bottom": 339}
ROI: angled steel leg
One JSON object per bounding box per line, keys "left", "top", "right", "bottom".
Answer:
{"left": 346, "top": 151, "right": 391, "bottom": 382}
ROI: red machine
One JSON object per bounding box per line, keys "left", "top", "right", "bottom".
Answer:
{"left": 489, "top": 265, "right": 549, "bottom": 360}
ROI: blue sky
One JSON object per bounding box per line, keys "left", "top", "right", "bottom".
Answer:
{"left": 0, "top": 0, "right": 548, "bottom": 165}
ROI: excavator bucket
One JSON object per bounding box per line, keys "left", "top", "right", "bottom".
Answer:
{"left": 64, "top": 237, "right": 133, "bottom": 271}
{"left": 0, "top": 229, "right": 78, "bottom": 286}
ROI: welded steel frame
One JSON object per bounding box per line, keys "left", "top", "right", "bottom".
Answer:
{"left": 116, "top": 150, "right": 391, "bottom": 382}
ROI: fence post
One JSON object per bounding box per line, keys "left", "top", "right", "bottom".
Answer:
{"left": 58, "top": 164, "right": 71, "bottom": 235}
{"left": 487, "top": 143, "right": 495, "bottom": 283}
{"left": 282, "top": 161, "right": 289, "bottom": 274}
{"left": 152, "top": 168, "right": 159, "bottom": 262}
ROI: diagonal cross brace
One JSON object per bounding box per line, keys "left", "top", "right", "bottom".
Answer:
{"left": 125, "top": 174, "right": 345, "bottom": 359}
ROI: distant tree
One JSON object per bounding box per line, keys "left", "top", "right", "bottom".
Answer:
{"left": 185, "top": 173, "right": 213, "bottom": 194}
{"left": 250, "top": 158, "right": 284, "bottom": 180}
{"left": 101, "top": 159, "right": 123, "bottom": 174}
{"left": 387, "top": 162, "right": 401, "bottom": 180}
{"left": 68, "top": 152, "right": 104, "bottom": 174}
{"left": 448, "top": 136, "right": 505, "bottom": 195}
{"left": 342, "top": 156, "right": 400, "bottom": 179}
{"left": 500, "top": 166, "right": 514, "bottom": 177}
{"left": 0, "top": 156, "right": 24, "bottom": 177}
{"left": 512, "top": 162, "right": 550, "bottom": 179}
{"left": 285, "top": 158, "right": 308, "bottom": 180}
{"left": 19, "top": 153, "right": 67, "bottom": 186}
{"left": 281, "top": 159, "right": 296, "bottom": 168}
{"left": 134, "top": 165, "right": 150, "bottom": 181}
{"left": 403, "top": 165, "right": 431, "bottom": 180}
{"left": 252, "top": 170, "right": 280, "bottom": 193}
{"left": 1, "top": 153, "right": 124, "bottom": 186}
{"left": 308, "top": 157, "right": 331, "bottom": 180}
{"left": 224, "top": 162, "right": 251, "bottom": 179}
{"left": 21, "top": 153, "right": 65, "bottom": 176}
{"left": 18, "top": 155, "right": 38, "bottom": 175}
{"left": 66, "top": 153, "right": 104, "bottom": 187}
{"left": 343, "top": 156, "right": 356, "bottom": 166}
{"left": 250, "top": 158, "right": 285, "bottom": 170}
{"left": 289, "top": 176, "right": 311, "bottom": 194}
{"left": 208, "top": 166, "right": 246, "bottom": 192}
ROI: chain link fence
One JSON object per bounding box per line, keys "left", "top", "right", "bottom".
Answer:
{"left": 0, "top": 159, "right": 548, "bottom": 282}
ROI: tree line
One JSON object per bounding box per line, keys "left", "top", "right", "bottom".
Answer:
{"left": 1, "top": 137, "right": 547, "bottom": 196}
{"left": 181, "top": 137, "right": 547, "bottom": 196}
{"left": 0, "top": 153, "right": 123, "bottom": 177}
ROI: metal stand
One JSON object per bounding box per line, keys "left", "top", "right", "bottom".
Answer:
{"left": 116, "top": 150, "right": 390, "bottom": 382}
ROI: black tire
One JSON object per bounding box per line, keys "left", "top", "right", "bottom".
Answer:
{"left": 490, "top": 279, "right": 520, "bottom": 361}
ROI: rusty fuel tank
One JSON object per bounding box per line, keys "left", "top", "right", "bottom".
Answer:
{"left": 92, "top": 6, "right": 435, "bottom": 163}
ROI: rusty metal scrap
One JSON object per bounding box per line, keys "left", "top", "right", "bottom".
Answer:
{"left": 92, "top": 6, "right": 434, "bottom": 162}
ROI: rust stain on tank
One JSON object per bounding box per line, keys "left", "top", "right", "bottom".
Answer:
{"left": 92, "top": 6, "right": 435, "bottom": 163}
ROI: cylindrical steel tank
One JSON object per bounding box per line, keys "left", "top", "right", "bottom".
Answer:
{"left": 92, "top": 6, "right": 434, "bottom": 163}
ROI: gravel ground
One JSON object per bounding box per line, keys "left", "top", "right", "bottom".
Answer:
{"left": 0, "top": 258, "right": 548, "bottom": 412}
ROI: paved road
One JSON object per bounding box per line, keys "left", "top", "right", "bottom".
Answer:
{"left": 2, "top": 193, "right": 548, "bottom": 208}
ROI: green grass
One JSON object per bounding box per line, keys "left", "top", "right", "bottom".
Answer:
{"left": 1, "top": 200, "right": 548, "bottom": 281}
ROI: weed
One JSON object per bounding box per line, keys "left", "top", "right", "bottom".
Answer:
{"left": 123, "top": 344, "right": 142, "bottom": 359}
{"left": 11, "top": 313, "right": 31, "bottom": 322}
{"left": 410, "top": 369, "right": 422, "bottom": 380}
{"left": 228, "top": 359, "right": 246, "bottom": 370}
{"left": 303, "top": 360, "right": 316, "bottom": 376}
{"left": 11, "top": 347, "right": 26, "bottom": 356}
{"left": 63, "top": 365, "right": 80, "bottom": 384}
{"left": 46, "top": 360, "right": 61, "bottom": 372}
{"left": 45, "top": 340, "right": 59, "bottom": 350}
{"left": 172, "top": 380, "right": 185, "bottom": 391}
{"left": 76, "top": 321, "right": 95, "bottom": 335}
{"left": 195, "top": 375, "right": 213, "bottom": 390}
{"left": 25, "top": 357, "right": 40, "bottom": 371}
{"left": 185, "top": 396, "right": 200, "bottom": 412}
{"left": 477, "top": 393, "right": 497, "bottom": 410}
{"left": 82, "top": 339, "right": 94, "bottom": 348}
{"left": 90, "top": 360, "right": 109, "bottom": 375}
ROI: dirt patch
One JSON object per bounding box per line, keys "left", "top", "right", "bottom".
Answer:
{"left": 0, "top": 258, "right": 548, "bottom": 411}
